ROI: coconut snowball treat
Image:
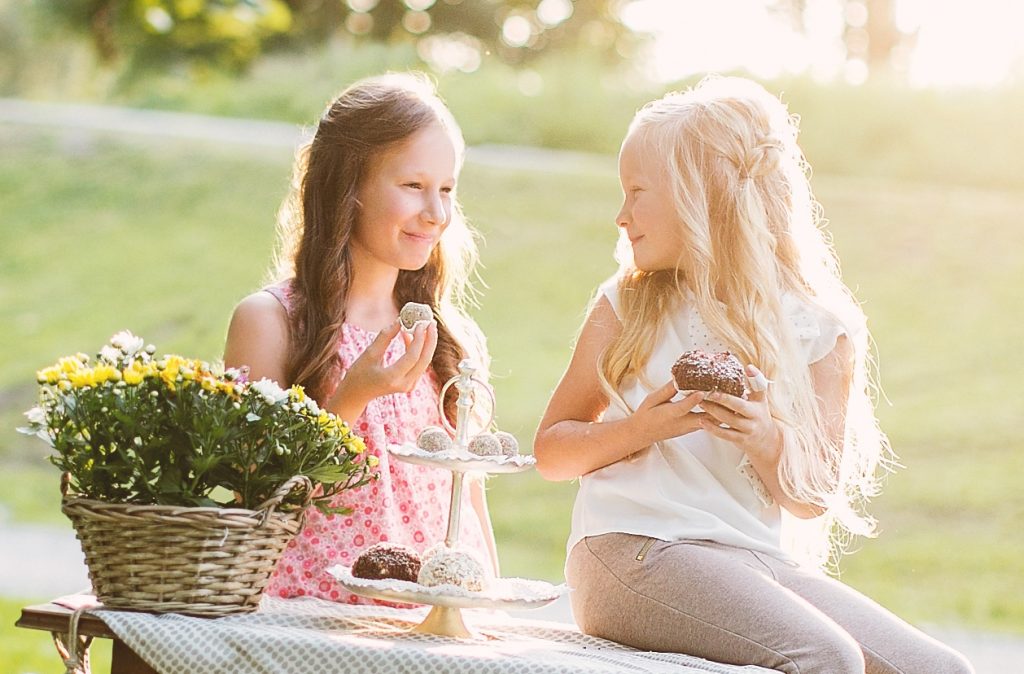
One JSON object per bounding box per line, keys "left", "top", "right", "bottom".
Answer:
{"left": 467, "top": 432, "right": 502, "bottom": 457}
{"left": 671, "top": 349, "right": 748, "bottom": 398}
{"left": 399, "top": 301, "right": 433, "bottom": 330}
{"left": 494, "top": 431, "right": 519, "bottom": 457}
{"left": 417, "top": 548, "right": 488, "bottom": 592}
{"left": 416, "top": 426, "right": 453, "bottom": 453}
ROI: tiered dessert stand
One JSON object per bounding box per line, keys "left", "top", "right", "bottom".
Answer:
{"left": 329, "top": 359, "right": 565, "bottom": 637}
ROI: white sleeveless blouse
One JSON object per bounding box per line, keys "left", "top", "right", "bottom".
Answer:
{"left": 567, "top": 276, "right": 847, "bottom": 561}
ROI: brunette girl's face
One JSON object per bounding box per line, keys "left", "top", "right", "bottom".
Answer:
{"left": 352, "top": 121, "right": 458, "bottom": 272}
{"left": 616, "top": 131, "right": 687, "bottom": 272}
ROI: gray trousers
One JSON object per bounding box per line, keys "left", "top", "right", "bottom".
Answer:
{"left": 566, "top": 533, "right": 974, "bottom": 674}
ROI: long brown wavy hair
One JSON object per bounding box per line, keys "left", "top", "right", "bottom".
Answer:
{"left": 270, "top": 72, "right": 484, "bottom": 424}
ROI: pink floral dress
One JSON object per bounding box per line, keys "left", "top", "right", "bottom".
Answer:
{"left": 263, "top": 283, "right": 489, "bottom": 605}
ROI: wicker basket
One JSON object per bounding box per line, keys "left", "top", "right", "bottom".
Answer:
{"left": 61, "top": 474, "right": 312, "bottom": 616}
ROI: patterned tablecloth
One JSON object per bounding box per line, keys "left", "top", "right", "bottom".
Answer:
{"left": 96, "top": 596, "right": 774, "bottom": 674}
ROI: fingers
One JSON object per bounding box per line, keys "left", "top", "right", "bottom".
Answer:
{"left": 366, "top": 320, "right": 402, "bottom": 358}
{"left": 746, "top": 364, "right": 769, "bottom": 402}
{"left": 676, "top": 390, "right": 706, "bottom": 413}
{"left": 703, "top": 389, "right": 754, "bottom": 417}
{"left": 699, "top": 415, "right": 746, "bottom": 443}
{"left": 642, "top": 381, "right": 686, "bottom": 409}
{"left": 410, "top": 320, "right": 438, "bottom": 376}
{"left": 386, "top": 320, "right": 437, "bottom": 383}
{"left": 701, "top": 387, "right": 761, "bottom": 433}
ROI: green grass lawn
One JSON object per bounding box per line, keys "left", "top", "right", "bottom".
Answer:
{"left": 2, "top": 118, "right": 1022, "bottom": 670}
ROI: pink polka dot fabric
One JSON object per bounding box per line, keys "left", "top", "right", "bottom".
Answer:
{"left": 262, "top": 283, "right": 489, "bottom": 606}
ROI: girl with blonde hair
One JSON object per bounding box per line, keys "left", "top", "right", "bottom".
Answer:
{"left": 225, "top": 73, "right": 498, "bottom": 602}
{"left": 535, "top": 76, "right": 972, "bottom": 673}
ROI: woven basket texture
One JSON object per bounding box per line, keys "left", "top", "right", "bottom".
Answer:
{"left": 62, "top": 475, "right": 311, "bottom": 616}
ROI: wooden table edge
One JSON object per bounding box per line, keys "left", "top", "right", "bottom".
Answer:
{"left": 16, "top": 600, "right": 117, "bottom": 639}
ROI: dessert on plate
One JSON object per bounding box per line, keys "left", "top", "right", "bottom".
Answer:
{"left": 467, "top": 432, "right": 502, "bottom": 457}
{"left": 417, "top": 548, "right": 488, "bottom": 592}
{"left": 416, "top": 426, "right": 453, "bottom": 453}
{"left": 671, "top": 349, "right": 748, "bottom": 398}
{"left": 351, "top": 542, "right": 422, "bottom": 583}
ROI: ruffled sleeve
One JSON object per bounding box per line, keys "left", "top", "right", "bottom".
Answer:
{"left": 782, "top": 294, "right": 847, "bottom": 365}
{"left": 263, "top": 279, "right": 294, "bottom": 316}
{"left": 597, "top": 275, "right": 623, "bottom": 319}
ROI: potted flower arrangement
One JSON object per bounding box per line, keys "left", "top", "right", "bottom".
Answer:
{"left": 19, "top": 331, "right": 378, "bottom": 616}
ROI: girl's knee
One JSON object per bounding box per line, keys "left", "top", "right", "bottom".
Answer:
{"left": 805, "top": 634, "right": 865, "bottom": 674}
{"left": 927, "top": 647, "right": 974, "bottom": 674}
{"left": 866, "top": 642, "right": 975, "bottom": 674}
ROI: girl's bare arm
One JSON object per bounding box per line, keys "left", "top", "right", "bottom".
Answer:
{"left": 534, "top": 295, "right": 704, "bottom": 481}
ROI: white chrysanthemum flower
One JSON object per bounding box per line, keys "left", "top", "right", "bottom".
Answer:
{"left": 110, "top": 330, "right": 145, "bottom": 355}
{"left": 251, "top": 378, "right": 289, "bottom": 405}
{"left": 99, "top": 345, "right": 120, "bottom": 363}
{"left": 24, "top": 406, "right": 46, "bottom": 425}
{"left": 304, "top": 398, "right": 321, "bottom": 415}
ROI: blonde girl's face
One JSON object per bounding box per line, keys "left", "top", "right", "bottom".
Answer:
{"left": 616, "top": 131, "right": 687, "bottom": 272}
{"left": 352, "top": 121, "right": 458, "bottom": 272}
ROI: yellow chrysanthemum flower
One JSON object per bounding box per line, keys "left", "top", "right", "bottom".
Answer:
{"left": 160, "top": 372, "right": 178, "bottom": 391}
{"left": 68, "top": 369, "right": 97, "bottom": 388}
{"left": 350, "top": 436, "right": 367, "bottom": 454}
{"left": 122, "top": 366, "right": 145, "bottom": 385}
{"left": 37, "top": 366, "right": 62, "bottom": 384}
{"left": 93, "top": 365, "right": 120, "bottom": 384}
{"left": 58, "top": 356, "right": 84, "bottom": 373}
{"left": 366, "top": 455, "right": 379, "bottom": 468}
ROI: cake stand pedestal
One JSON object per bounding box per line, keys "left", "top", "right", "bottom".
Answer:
{"left": 412, "top": 605, "right": 473, "bottom": 638}
{"left": 329, "top": 360, "right": 564, "bottom": 638}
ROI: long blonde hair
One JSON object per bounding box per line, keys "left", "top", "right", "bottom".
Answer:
{"left": 271, "top": 73, "right": 486, "bottom": 423}
{"left": 601, "top": 75, "right": 893, "bottom": 566}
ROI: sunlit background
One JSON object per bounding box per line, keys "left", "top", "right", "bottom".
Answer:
{"left": 2, "top": 0, "right": 1023, "bottom": 670}
{"left": 623, "top": 0, "right": 1024, "bottom": 88}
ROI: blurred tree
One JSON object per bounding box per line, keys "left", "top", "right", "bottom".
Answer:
{"left": 43, "top": 0, "right": 294, "bottom": 70}
{"left": 769, "top": 0, "right": 916, "bottom": 81}
{"left": 39, "top": 0, "right": 639, "bottom": 73}
{"left": 855, "top": 0, "right": 916, "bottom": 77}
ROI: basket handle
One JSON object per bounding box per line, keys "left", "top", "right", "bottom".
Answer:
{"left": 60, "top": 472, "right": 72, "bottom": 497}
{"left": 255, "top": 474, "right": 313, "bottom": 524}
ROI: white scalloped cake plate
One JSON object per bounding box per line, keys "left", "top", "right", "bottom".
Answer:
{"left": 387, "top": 443, "right": 536, "bottom": 474}
{"left": 326, "top": 565, "right": 566, "bottom": 609}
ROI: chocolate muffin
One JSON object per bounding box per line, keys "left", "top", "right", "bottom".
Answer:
{"left": 671, "top": 350, "right": 748, "bottom": 398}
{"left": 351, "top": 543, "right": 422, "bottom": 583}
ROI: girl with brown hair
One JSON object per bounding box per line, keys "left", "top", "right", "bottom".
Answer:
{"left": 224, "top": 72, "right": 497, "bottom": 603}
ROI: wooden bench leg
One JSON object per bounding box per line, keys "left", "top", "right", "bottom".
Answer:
{"left": 112, "top": 640, "right": 159, "bottom": 674}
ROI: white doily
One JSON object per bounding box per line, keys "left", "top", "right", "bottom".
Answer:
{"left": 327, "top": 565, "right": 566, "bottom": 610}
{"left": 389, "top": 443, "right": 536, "bottom": 474}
